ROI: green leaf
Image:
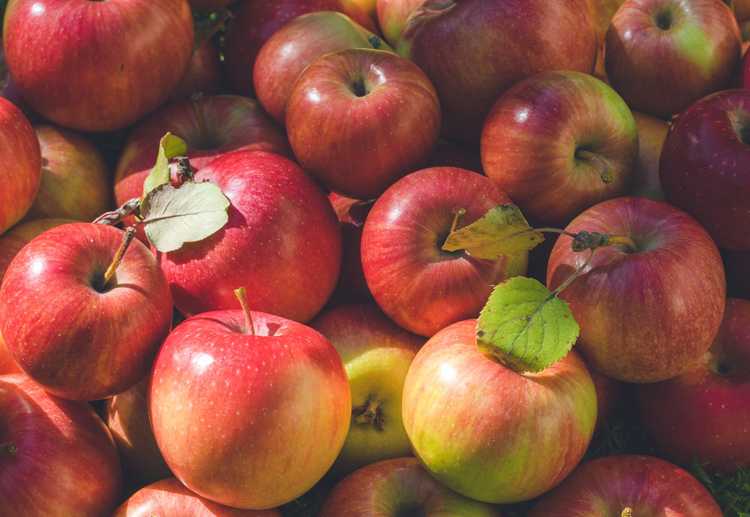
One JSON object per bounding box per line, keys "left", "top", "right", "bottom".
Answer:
{"left": 441, "top": 204, "right": 544, "bottom": 260}
{"left": 476, "top": 277, "right": 579, "bottom": 373}
{"left": 141, "top": 181, "right": 230, "bottom": 253}
{"left": 142, "top": 133, "right": 188, "bottom": 199}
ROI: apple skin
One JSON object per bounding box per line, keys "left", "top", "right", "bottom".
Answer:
{"left": 286, "top": 48, "right": 440, "bottom": 199}
{"left": 0, "top": 373, "right": 122, "bottom": 516}
{"left": 481, "top": 70, "right": 637, "bottom": 225}
{"left": 403, "top": 319, "right": 597, "bottom": 504}
{"left": 660, "top": 89, "right": 750, "bottom": 250}
{"left": 376, "top": 0, "right": 424, "bottom": 46}
{"left": 637, "top": 298, "right": 750, "bottom": 472}
{"left": 255, "top": 12, "right": 390, "bottom": 124}
{"left": 0, "top": 223, "right": 173, "bottom": 400}
{"left": 311, "top": 304, "right": 424, "bottom": 473}
{"left": 631, "top": 112, "right": 668, "bottom": 200}
{"left": 329, "top": 193, "right": 373, "bottom": 303}
{"left": 170, "top": 38, "right": 223, "bottom": 101}
{"left": 149, "top": 309, "right": 351, "bottom": 510}
{"left": 605, "top": 0, "right": 741, "bottom": 119}
{"left": 397, "top": 0, "right": 597, "bottom": 142}
{"left": 319, "top": 457, "right": 501, "bottom": 516}
{"left": 0, "top": 334, "right": 19, "bottom": 374}
{"left": 547, "top": 197, "right": 726, "bottom": 383}
{"left": 361, "top": 166, "right": 528, "bottom": 337}
{"left": 0, "top": 218, "right": 71, "bottom": 282}
{"left": 4, "top": 0, "right": 194, "bottom": 132}
{"left": 0, "top": 97, "right": 40, "bottom": 235}
{"left": 26, "top": 125, "right": 111, "bottom": 221}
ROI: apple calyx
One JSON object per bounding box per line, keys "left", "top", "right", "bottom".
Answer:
{"left": 399, "top": 0, "right": 457, "bottom": 54}
{"left": 233, "top": 287, "right": 256, "bottom": 336}
{"left": 101, "top": 227, "right": 137, "bottom": 289}
{"left": 575, "top": 148, "right": 615, "bottom": 184}
{"left": 0, "top": 441, "right": 17, "bottom": 456}
{"left": 352, "top": 396, "right": 385, "bottom": 431}
{"left": 621, "top": 507, "right": 634, "bottom": 517}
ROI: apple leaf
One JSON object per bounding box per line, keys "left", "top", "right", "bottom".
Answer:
{"left": 476, "top": 277, "right": 579, "bottom": 373}
{"left": 141, "top": 181, "right": 230, "bottom": 253}
{"left": 142, "top": 133, "right": 188, "bottom": 199}
{"left": 441, "top": 204, "right": 544, "bottom": 260}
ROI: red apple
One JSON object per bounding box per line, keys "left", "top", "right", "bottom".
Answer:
{"left": 361, "top": 166, "right": 528, "bottom": 337}
{"left": 0, "top": 333, "right": 19, "bottom": 375}
{"left": 286, "top": 48, "right": 440, "bottom": 199}
{"left": 319, "top": 457, "right": 500, "bottom": 516}
{"left": 0, "top": 97, "right": 40, "bottom": 235}
{"left": 376, "top": 0, "right": 424, "bottom": 46}
{"left": 329, "top": 193, "right": 372, "bottom": 303}
{"left": 547, "top": 197, "right": 726, "bottom": 383}
{"left": 26, "top": 125, "right": 111, "bottom": 221}
{"left": 0, "top": 218, "right": 71, "bottom": 282}
{"left": 149, "top": 302, "right": 351, "bottom": 509}
{"left": 0, "top": 46, "right": 28, "bottom": 113}
{"left": 0, "top": 373, "right": 122, "bottom": 515}
{"left": 170, "top": 38, "right": 223, "bottom": 101}
{"left": 115, "top": 478, "right": 282, "bottom": 516}
{"left": 254, "top": 11, "right": 390, "bottom": 124}
{"left": 0, "top": 223, "right": 173, "bottom": 400}
{"left": 605, "top": 0, "right": 741, "bottom": 119}
{"left": 660, "top": 89, "right": 750, "bottom": 250}
{"left": 311, "top": 304, "right": 424, "bottom": 472}
{"left": 481, "top": 70, "right": 638, "bottom": 225}
{"left": 341, "top": 0, "right": 378, "bottom": 26}
{"left": 4, "top": 0, "right": 194, "bottom": 131}
{"left": 403, "top": 320, "right": 597, "bottom": 503}
{"left": 158, "top": 150, "right": 341, "bottom": 321}
{"left": 397, "top": 0, "right": 597, "bottom": 141}
{"left": 530, "top": 455, "right": 722, "bottom": 516}
{"left": 631, "top": 112, "right": 668, "bottom": 200}
{"left": 638, "top": 298, "right": 750, "bottom": 471}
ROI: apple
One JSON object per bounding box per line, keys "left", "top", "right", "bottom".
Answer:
{"left": 660, "top": 89, "right": 750, "bottom": 250}
{"left": 0, "top": 46, "right": 28, "bottom": 113}
{"left": 329, "top": 193, "right": 372, "bottom": 303}
{"left": 254, "top": 11, "right": 391, "bottom": 124}
{"left": 115, "top": 478, "right": 282, "bottom": 516}
{"left": 0, "top": 223, "right": 173, "bottom": 400}
{"left": 341, "top": 0, "right": 378, "bottom": 26}
{"left": 605, "top": 0, "right": 741, "bottom": 119}
{"left": 4, "top": 0, "right": 194, "bottom": 132}
{"left": 637, "top": 298, "right": 750, "bottom": 471}
{"left": 319, "top": 457, "right": 500, "bottom": 516}
{"left": 223, "top": 0, "right": 376, "bottom": 94}
{"left": 630, "top": 112, "right": 668, "bottom": 200}
{"left": 25, "top": 125, "right": 111, "bottom": 222}
{"left": 311, "top": 304, "right": 424, "bottom": 472}
{"left": 726, "top": 249, "right": 750, "bottom": 298}
{"left": 590, "top": 0, "right": 627, "bottom": 39}
{"left": 361, "top": 166, "right": 528, "bottom": 337}
{"left": 0, "top": 373, "right": 122, "bottom": 515}
{"left": 0, "top": 218, "right": 71, "bottom": 282}
{"left": 0, "top": 97, "right": 40, "bottom": 235}
{"left": 106, "top": 379, "right": 172, "bottom": 488}
{"left": 158, "top": 150, "right": 341, "bottom": 322}
{"left": 0, "top": 333, "right": 19, "bottom": 375}
{"left": 529, "top": 455, "right": 722, "bottom": 516}
{"left": 170, "top": 38, "right": 223, "bottom": 101}
{"left": 286, "top": 48, "right": 440, "bottom": 199}
{"left": 738, "top": 0, "right": 750, "bottom": 21}
{"left": 376, "top": 0, "right": 424, "bottom": 46}
{"left": 403, "top": 319, "right": 597, "bottom": 503}
{"left": 547, "top": 197, "right": 726, "bottom": 383}
{"left": 589, "top": 366, "right": 625, "bottom": 432}
{"left": 149, "top": 297, "right": 351, "bottom": 509}
{"left": 396, "top": 0, "right": 597, "bottom": 141}
{"left": 481, "top": 70, "right": 638, "bottom": 225}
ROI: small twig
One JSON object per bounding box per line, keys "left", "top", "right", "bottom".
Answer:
{"left": 93, "top": 198, "right": 141, "bottom": 226}
{"left": 103, "top": 228, "right": 136, "bottom": 287}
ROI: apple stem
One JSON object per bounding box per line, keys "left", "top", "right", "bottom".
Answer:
{"left": 0, "top": 441, "right": 17, "bottom": 456}
{"left": 576, "top": 149, "right": 615, "bottom": 184}
{"left": 450, "top": 208, "right": 467, "bottom": 234}
{"left": 233, "top": 287, "right": 256, "bottom": 336}
{"left": 553, "top": 250, "right": 594, "bottom": 297}
{"left": 92, "top": 198, "right": 141, "bottom": 226}
{"left": 621, "top": 508, "right": 633, "bottom": 517}
{"left": 103, "top": 227, "right": 137, "bottom": 288}
{"left": 535, "top": 227, "right": 578, "bottom": 239}
{"left": 352, "top": 397, "right": 385, "bottom": 431}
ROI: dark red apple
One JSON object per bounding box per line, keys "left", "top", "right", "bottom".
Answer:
{"left": 547, "top": 197, "right": 726, "bottom": 383}
{"left": 4, "top": 0, "right": 194, "bottom": 131}
{"left": 376, "top": 0, "right": 424, "bottom": 46}
{"left": 170, "top": 38, "right": 223, "bottom": 101}
{"left": 158, "top": 150, "right": 341, "bottom": 321}
{"left": 329, "top": 193, "right": 372, "bottom": 303}
{"left": 149, "top": 302, "right": 351, "bottom": 509}
{"left": 529, "top": 455, "right": 722, "bottom": 516}
{"left": 397, "top": 0, "right": 597, "bottom": 141}
{"left": 286, "top": 48, "right": 440, "bottom": 199}
{"left": 0, "top": 374, "right": 122, "bottom": 515}
{"left": 660, "top": 89, "right": 750, "bottom": 250}
{"left": 631, "top": 112, "right": 668, "bottom": 200}
{"left": 361, "top": 166, "right": 528, "bottom": 337}
{"left": 0, "top": 223, "right": 173, "bottom": 400}
{"left": 481, "top": 70, "right": 638, "bottom": 225}
{"left": 605, "top": 0, "right": 741, "bottom": 118}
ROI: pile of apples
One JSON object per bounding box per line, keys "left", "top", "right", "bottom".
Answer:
{"left": 1, "top": 0, "right": 750, "bottom": 515}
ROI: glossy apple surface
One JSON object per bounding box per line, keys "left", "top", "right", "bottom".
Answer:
{"left": 149, "top": 308, "right": 351, "bottom": 509}
{"left": 481, "top": 70, "right": 637, "bottom": 225}
{"left": 0, "top": 223, "right": 173, "bottom": 400}
{"left": 4, "top": 0, "right": 194, "bottom": 131}
{"left": 631, "top": 112, "right": 668, "bottom": 200}
{"left": 403, "top": 319, "right": 597, "bottom": 503}
{"left": 287, "top": 48, "right": 440, "bottom": 199}
{"left": 660, "top": 89, "right": 750, "bottom": 250}
{"left": 547, "top": 197, "right": 726, "bottom": 383}
{"left": 312, "top": 304, "right": 424, "bottom": 472}
{"left": 319, "top": 457, "right": 501, "bottom": 516}
{"left": 361, "top": 166, "right": 528, "bottom": 337}
{"left": 0, "top": 374, "right": 122, "bottom": 516}
{"left": 605, "top": 0, "right": 741, "bottom": 118}
{"left": 376, "top": 0, "right": 424, "bottom": 46}
{"left": 529, "top": 455, "right": 722, "bottom": 516}
{"left": 328, "top": 193, "right": 372, "bottom": 303}
{"left": 170, "top": 38, "right": 223, "bottom": 101}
